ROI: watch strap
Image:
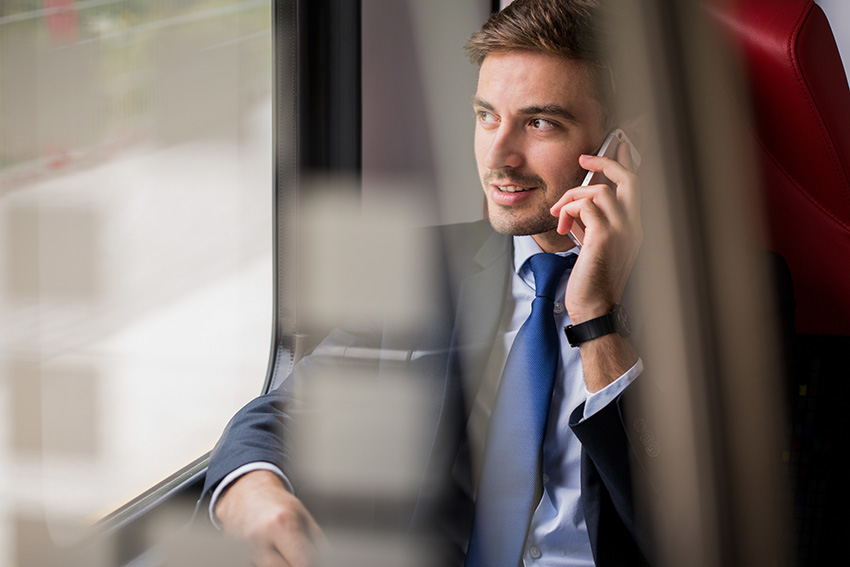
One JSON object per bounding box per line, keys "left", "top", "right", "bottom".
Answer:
{"left": 564, "top": 304, "right": 629, "bottom": 347}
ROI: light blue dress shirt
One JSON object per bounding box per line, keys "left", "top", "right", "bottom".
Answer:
{"left": 504, "top": 236, "right": 641, "bottom": 566}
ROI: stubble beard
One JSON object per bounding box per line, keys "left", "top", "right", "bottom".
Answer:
{"left": 483, "top": 168, "right": 584, "bottom": 237}
{"left": 487, "top": 201, "right": 559, "bottom": 236}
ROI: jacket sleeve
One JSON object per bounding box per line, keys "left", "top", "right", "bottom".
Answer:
{"left": 202, "top": 389, "right": 294, "bottom": 500}
{"left": 201, "top": 323, "right": 382, "bottom": 502}
{"left": 570, "top": 382, "right": 656, "bottom": 566}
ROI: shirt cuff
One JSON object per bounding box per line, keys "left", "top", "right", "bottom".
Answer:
{"left": 209, "top": 462, "right": 293, "bottom": 530}
{"left": 581, "top": 357, "right": 643, "bottom": 421}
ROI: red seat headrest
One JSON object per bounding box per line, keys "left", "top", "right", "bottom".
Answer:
{"left": 711, "top": 0, "right": 850, "bottom": 335}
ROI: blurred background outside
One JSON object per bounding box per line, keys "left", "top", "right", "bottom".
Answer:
{"left": 0, "top": 0, "right": 273, "bottom": 561}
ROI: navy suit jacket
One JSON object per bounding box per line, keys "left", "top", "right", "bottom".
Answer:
{"left": 202, "top": 220, "right": 655, "bottom": 566}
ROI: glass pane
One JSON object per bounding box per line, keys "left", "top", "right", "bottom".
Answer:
{"left": 0, "top": 0, "right": 273, "bottom": 557}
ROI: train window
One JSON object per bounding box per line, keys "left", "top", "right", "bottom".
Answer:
{"left": 0, "top": 0, "right": 273, "bottom": 559}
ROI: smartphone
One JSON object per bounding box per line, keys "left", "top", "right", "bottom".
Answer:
{"left": 568, "top": 128, "right": 642, "bottom": 248}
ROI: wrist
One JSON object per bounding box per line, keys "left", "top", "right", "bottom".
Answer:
{"left": 566, "top": 297, "right": 616, "bottom": 325}
{"left": 580, "top": 334, "right": 638, "bottom": 393}
{"left": 568, "top": 307, "right": 610, "bottom": 326}
{"left": 565, "top": 303, "right": 631, "bottom": 348}
{"left": 216, "top": 469, "right": 287, "bottom": 524}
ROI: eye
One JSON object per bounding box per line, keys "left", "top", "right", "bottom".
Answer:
{"left": 476, "top": 110, "right": 499, "bottom": 125}
{"left": 530, "top": 118, "right": 557, "bottom": 131}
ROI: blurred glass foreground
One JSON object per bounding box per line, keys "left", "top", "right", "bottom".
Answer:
{"left": 4, "top": 0, "right": 845, "bottom": 564}
{"left": 0, "top": 0, "right": 273, "bottom": 563}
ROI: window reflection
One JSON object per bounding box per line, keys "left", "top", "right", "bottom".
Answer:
{"left": 0, "top": 0, "right": 273, "bottom": 560}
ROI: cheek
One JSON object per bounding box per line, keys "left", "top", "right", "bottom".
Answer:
{"left": 533, "top": 147, "right": 577, "bottom": 180}
{"left": 535, "top": 152, "right": 587, "bottom": 196}
{"left": 473, "top": 130, "right": 488, "bottom": 171}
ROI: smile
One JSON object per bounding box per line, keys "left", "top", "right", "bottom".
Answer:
{"left": 495, "top": 185, "right": 535, "bottom": 193}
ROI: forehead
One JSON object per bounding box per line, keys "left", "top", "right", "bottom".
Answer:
{"left": 475, "top": 50, "right": 600, "bottom": 115}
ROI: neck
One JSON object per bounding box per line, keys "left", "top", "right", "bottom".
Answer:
{"left": 531, "top": 229, "right": 577, "bottom": 253}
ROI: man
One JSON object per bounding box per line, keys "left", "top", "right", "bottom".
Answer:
{"left": 203, "top": 1, "right": 652, "bottom": 565}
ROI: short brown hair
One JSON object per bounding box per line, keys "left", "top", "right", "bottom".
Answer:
{"left": 465, "top": 0, "right": 614, "bottom": 122}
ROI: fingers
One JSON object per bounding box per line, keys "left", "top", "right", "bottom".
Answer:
{"left": 556, "top": 196, "right": 626, "bottom": 247}
{"left": 576, "top": 153, "right": 639, "bottom": 202}
{"left": 590, "top": 150, "right": 641, "bottom": 217}
{"left": 217, "top": 470, "right": 326, "bottom": 567}
{"left": 266, "top": 504, "right": 322, "bottom": 567}
{"left": 252, "top": 546, "right": 293, "bottom": 567}
{"left": 616, "top": 139, "right": 635, "bottom": 172}
{"left": 550, "top": 151, "right": 640, "bottom": 233}
{"left": 552, "top": 184, "right": 635, "bottom": 239}
{"left": 306, "top": 516, "right": 328, "bottom": 550}
{"left": 250, "top": 518, "right": 320, "bottom": 567}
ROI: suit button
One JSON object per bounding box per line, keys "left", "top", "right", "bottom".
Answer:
{"left": 640, "top": 432, "right": 655, "bottom": 445}
{"left": 646, "top": 442, "right": 661, "bottom": 457}
{"left": 542, "top": 473, "right": 550, "bottom": 485}
{"left": 529, "top": 545, "right": 542, "bottom": 559}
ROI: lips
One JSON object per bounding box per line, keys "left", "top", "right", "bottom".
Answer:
{"left": 484, "top": 170, "right": 545, "bottom": 206}
{"left": 489, "top": 183, "right": 538, "bottom": 206}
{"left": 484, "top": 169, "right": 545, "bottom": 193}
{"left": 494, "top": 185, "right": 535, "bottom": 193}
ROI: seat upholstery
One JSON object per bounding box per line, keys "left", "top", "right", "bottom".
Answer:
{"left": 711, "top": 0, "right": 850, "bottom": 335}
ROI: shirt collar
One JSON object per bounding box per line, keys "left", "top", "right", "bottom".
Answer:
{"left": 512, "top": 235, "right": 580, "bottom": 276}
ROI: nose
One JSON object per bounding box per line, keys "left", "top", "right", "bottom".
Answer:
{"left": 482, "top": 122, "right": 524, "bottom": 170}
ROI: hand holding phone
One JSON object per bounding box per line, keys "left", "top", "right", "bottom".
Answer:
{"left": 567, "top": 128, "right": 641, "bottom": 247}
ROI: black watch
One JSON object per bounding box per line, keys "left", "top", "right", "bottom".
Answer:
{"left": 564, "top": 303, "right": 631, "bottom": 347}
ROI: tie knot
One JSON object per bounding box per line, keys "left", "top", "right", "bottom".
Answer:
{"left": 527, "top": 253, "right": 576, "bottom": 301}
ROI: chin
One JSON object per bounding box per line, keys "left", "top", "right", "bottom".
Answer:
{"left": 487, "top": 213, "right": 557, "bottom": 237}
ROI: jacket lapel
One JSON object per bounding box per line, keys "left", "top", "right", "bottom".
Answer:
{"left": 449, "top": 228, "right": 513, "bottom": 400}
{"left": 413, "top": 225, "right": 511, "bottom": 560}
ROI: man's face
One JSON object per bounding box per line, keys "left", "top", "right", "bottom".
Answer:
{"left": 473, "top": 50, "right": 607, "bottom": 242}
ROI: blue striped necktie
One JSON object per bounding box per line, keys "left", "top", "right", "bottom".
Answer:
{"left": 466, "top": 252, "right": 577, "bottom": 567}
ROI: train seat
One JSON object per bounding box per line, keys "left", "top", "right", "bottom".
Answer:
{"left": 711, "top": 0, "right": 850, "bottom": 335}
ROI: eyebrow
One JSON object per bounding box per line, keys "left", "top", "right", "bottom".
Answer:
{"left": 471, "top": 97, "right": 578, "bottom": 123}
{"left": 471, "top": 96, "right": 495, "bottom": 112}
{"left": 519, "top": 104, "right": 578, "bottom": 123}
